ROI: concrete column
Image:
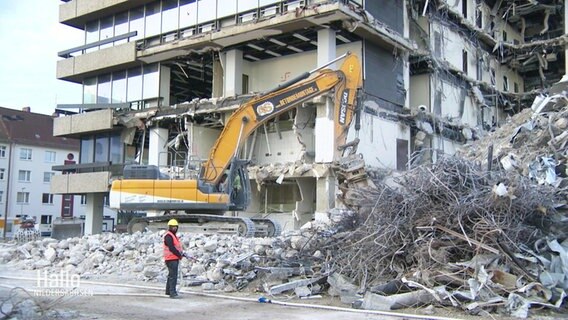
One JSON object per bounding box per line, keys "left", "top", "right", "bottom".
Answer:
{"left": 223, "top": 49, "right": 243, "bottom": 97}
{"left": 149, "top": 127, "right": 168, "bottom": 167}
{"left": 159, "top": 65, "right": 171, "bottom": 106}
{"left": 315, "top": 28, "right": 336, "bottom": 163}
{"left": 84, "top": 193, "right": 104, "bottom": 236}
{"left": 314, "top": 29, "right": 338, "bottom": 216}
{"left": 212, "top": 58, "right": 224, "bottom": 98}
{"left": 315, "top": 176, "right": 335, "bottom": 219}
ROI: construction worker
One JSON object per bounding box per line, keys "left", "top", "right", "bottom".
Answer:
{"left": 163, "top": 218, "right": 184, "bottom": 298}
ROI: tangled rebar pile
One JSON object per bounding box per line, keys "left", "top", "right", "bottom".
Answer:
{"left": 329, "top": 157, "right": 559, "bottom": 285}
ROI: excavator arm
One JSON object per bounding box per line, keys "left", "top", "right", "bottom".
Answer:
{"left": 201, "top": 52, "right": 362, "bottom": 186}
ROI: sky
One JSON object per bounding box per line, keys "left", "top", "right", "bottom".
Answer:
{"left": 0, "top": 1, "right": 84, "bottom": 115}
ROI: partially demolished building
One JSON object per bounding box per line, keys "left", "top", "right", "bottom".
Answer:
{"left": 51, "top": 0, "right": 566, "bottom": 234}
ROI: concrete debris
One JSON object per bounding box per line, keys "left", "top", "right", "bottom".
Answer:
{"left": 327, "top": 273, "right": 361, "bottom": 304}
{"left": 362, "top": 290, "right": 436, "bottom": 311}
{"left": 267, "top": 277, "right": 324, "bottom": 296}
{"left": 458, "top": 91, "right": 568, "bottom": 198}
{"left": 294, "top": 286, "right": 312, "bottom": 298}
{"left": 0, "top": 229, "right": 329, "bottom": 298}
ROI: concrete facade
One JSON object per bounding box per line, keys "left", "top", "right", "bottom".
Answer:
{"left": 53, "top": 109, "right": 114, "bottom": 137}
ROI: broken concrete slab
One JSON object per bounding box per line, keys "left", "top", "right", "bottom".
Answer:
{"left": 327, "top": 273, "right": 361, "bottom": 304}
{"left": 362, "top": 290, "right": 436, "bottom": 311}
{"left": 294, "top": 286, "right": 312, "bottom": 298}
{"left": 268, "top": 277, "right": 324, "bottom": 295}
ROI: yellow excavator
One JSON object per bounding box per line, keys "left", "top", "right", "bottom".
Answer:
{"left": 109, "top": 52, "right": 362, "bottom": 237}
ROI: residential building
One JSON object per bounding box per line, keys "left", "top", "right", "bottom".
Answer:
{"left": 51, "top": 0, "right": 566, "bottom": 234}
{"left": 0, "top": 107, "right": 116, "bottom": 238}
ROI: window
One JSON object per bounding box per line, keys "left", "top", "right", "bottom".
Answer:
{"left": 462, "top": 0, "right": 467, "bottom": 19}
{"left": 142, "top": 64, "right": 159, "bottom": 100}
{"left": 18, "top": 170, "right": 31, "bottom": 182}
{"left": 44, "top": 172, "right": 55, "bottom": 183}
{"left": 42, "top": 193, "right": 54, "bottom": 204}
{"left": 44, "top": 151, "right": 56, "bottom": 163}
{"left": 502, "top": 30, "right": 508, "bottom": 42}
{"left": 97, "top": 74, "right": 111, "bottom": 104}
{"left": 19, "top": 148, "right": 32, "bottom": 160}
{"left": 476, "top": 7, "right": 482, "bottom": 28}
{"left": 83, "top": 77, "right": 97, "bottom": 104}
{"left": 114, "top": 12, "right": 129, "bottom": 45}
{"left": 81, "top": 195, "right": 87, "bottom": 205}
{"left": 0, "top": 168, "right": 4, "bottom": 180}
{"left": 16, "top": 192, "right": 30, "bottom": 204}
{"left": 110, "top": 135, "right": 123, "bottom": 164}
{"left": 242, "top": 74, "right": 249, "bottom": 94}
{"left": 490, "top": 68, "right": 496, "bottom": 86}
{"left": 162, "top": 0, "right": 179, "bottom": 34}
{"left": 85, "top": 20, "right": 99, "bottom": 53}
{"left": 130, "top": 7, "right": 145, "bottom": 42}
{"left": 0, "top": 146, "right": 6, "bottom": 158}
{"left": 476, "top": 59, "right": 483, "bottom": 81}
{"left": 99, "top": 16, "right": 114, "bottom": 49}
{"left": 462, "top": 50, "right": 468, "bottom": 74}
{"left": 95, "top": 134, "right": 109, "bottom": 163}
{"left": 0, "top": 191, "right": 3, "bottom": 203}
{"left": 503, "top": 76, "right": 509, "bottom": 91}
{"left": 180, "top": 0, "right": 198, "bottom": 29}
{"left": 80, "top": 137, "right": 94, "bottom": 163}
{"left": 145, "top": 2, "right": 162, "bottom": 38}
{"left": 127, "top": 67, "right": 143, "bottom": 102}
{"left": 514, "top": 82, "right": 519, "bottom": 93}
{"left": 41, "top": 215, "right": 53, "bottom": 225}
{"left": 112, "top": 71, "right": 127, "bottom": 103}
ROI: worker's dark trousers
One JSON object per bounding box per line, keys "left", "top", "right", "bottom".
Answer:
{"left": 165, "top": 259, "right": 179, "bottom": 296}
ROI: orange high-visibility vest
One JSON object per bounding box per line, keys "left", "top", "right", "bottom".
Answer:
{"left": 163, "top": 231, "right": 182, "bottom": 261}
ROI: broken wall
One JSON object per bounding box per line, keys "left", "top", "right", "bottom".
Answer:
{"left": 409, "top": 74, "right": 430, "bottom": 111}
{"left": 250, "top": 128, "right": 312, "bottom": 165}
{"left": 431, "top": 132, "right": 459, "bottom": 158}
{"left": 350, "top": 100, "right": 411, "bottom": 169}
{"left": 187, "top": 126, "right": 222, "bottom": 160}
{"left": 244, "top": 180, "right": 307, "bottom": 232}
{"left": 247, "top": 43, "right": 361, "bottom": 93}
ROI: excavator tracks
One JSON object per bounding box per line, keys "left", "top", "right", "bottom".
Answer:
{"left": 127, "top": 214, "right": 281, "bottom": 238}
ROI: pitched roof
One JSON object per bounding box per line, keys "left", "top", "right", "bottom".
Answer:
{"left": 0, "top": 107, "right": 79, "bottom": 150}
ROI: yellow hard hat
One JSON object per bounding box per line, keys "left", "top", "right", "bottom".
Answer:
{"left": 167, "top": 219, "right": 179, "bottom": 226}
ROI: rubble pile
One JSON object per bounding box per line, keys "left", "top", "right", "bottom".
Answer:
{"left": 326, "top": 156, "right": 567, "bottom": 316}
{"left": 457, "top": 93, "right": 568, "bottom": 194}
{"left": 0, "top": 230, "right": 324, "bottom": 294}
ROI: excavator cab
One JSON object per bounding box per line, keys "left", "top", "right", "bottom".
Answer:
{"left": 202, "top": 158, "right": 250, "bottom": 211}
